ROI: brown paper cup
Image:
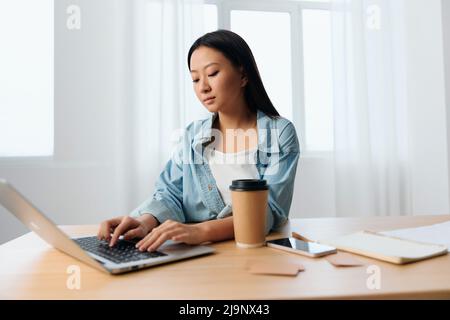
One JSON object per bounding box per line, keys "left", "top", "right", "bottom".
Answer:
{"left": 230, "top": 180, "right": 269, "bottom": 249}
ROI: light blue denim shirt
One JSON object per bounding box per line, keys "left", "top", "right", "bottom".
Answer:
{"left": 130, "top": 110, "right": 300, "bottom": 234}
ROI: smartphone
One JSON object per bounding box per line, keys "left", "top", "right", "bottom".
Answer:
{"left": 266, "top": 238, "right": 337, "bottom": 258}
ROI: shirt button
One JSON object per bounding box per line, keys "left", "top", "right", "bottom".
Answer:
{"left": 208, "top": 184, "right": 213, "bottom": 191}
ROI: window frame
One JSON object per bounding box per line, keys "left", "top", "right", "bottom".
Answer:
{"left": 205, "top": 0, "right": 333, "bottom": 158}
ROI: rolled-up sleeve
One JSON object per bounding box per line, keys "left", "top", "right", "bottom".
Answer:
{"left": 129, "top": 143, "right": 185, "bottom": 224}
{"left": 263, "top": 122, "right": 300, "bottom": 233}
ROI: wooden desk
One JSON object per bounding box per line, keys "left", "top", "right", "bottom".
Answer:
{"left": 0, "top": 215, "right": 449, "bottom": 299}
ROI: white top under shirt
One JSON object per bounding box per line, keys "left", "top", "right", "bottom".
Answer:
{"left": 205, "top": 145, "right": 260, "bottom": 206}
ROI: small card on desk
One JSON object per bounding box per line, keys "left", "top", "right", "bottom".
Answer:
{"left": 325, "top": 252, "right": 364, "bottom": 267}
{"left": 247, "top": 260, "right": 305, "bottom": 276}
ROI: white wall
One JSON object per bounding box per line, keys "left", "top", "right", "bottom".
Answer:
{"left": 443, "top": 0, "right": 450, "bottom": 208}
{"left": 0, "top": 0, "right": 133, "bottom": 244}
{"left": 289, "top": 155, "right": 336, "bottom": 218}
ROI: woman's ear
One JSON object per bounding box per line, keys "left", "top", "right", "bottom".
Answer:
{"left": 241, "top": 75, "right": 248, "bottom": 88}
{"left": 239, "top": 67, "right": 248, "bottom": 88}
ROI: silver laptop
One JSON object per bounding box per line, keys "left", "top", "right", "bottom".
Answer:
{"left": 0, "top": 179, "right": 214, "bottom": 275}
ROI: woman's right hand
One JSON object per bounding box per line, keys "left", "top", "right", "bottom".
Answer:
{"left": 97, "top": 214, "right": 159, "bottom": 247}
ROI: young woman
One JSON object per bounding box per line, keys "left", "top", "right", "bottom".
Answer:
{"left": 97, "top": 30, "right": 300, "bottom": 252}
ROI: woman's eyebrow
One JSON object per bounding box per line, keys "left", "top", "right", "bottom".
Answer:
{"left": 190, "top": 62, "right": 219, "bottom": 73}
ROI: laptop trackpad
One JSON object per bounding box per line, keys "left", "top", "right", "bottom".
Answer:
{"left": 160, "top": 241, "right": 198, "bottom": 253}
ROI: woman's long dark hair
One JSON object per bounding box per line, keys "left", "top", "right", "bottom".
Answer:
{"left": 187, "top": 30, "right": 280, "bottom": 118}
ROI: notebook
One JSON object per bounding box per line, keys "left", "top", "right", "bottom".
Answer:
{"left": 318, "top": 230, "right": 448, "bottom": 265}
{"left": 380, "top": 220, "right": 450, "bottom": 252}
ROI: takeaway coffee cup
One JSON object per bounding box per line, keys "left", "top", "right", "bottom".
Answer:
{"left": 229, "top": 179, "right": 269, "bottom": 248}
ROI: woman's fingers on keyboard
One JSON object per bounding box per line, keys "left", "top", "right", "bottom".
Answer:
{"left": 109, "top": 216, "right": 138, "bottom": 247}
{"left": 98, "top": 216, "right": 124, "bottom": 242}
{"left": 123, "top": 227, "right": 144, "bottom": 240}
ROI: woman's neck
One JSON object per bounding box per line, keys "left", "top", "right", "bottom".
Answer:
{"left": 216, "top": 108, "right": 257, "bottom": 132}
{"left": 212, "top": 106, "right": 258, "bottom": 153}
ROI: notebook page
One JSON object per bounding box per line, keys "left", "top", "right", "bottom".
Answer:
{"left": 321, "top": 231, "right": 447, "bottom": 259}
{"left": 380, "top": 220, "right": 450, "bottom": 252}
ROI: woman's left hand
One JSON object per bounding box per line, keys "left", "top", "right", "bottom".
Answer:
{"left": 135, "top": 220, "right": 206, "bottom": 252}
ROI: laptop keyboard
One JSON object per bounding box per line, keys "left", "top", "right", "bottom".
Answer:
{"left": 74, "top": 236, "right": 167, "bottom": 264}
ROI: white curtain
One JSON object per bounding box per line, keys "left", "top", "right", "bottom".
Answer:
{"left": 330, "top": 0, "right": 413, "bottom": 217}
{"left": 129, "top": 0, "right": 208, "bottom": 209}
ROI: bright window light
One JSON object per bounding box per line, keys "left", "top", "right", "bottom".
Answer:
{"left": 0, "top": 0, "right": 54, "bottom": 157}
{"left": 204, "top": 4, "right": 218, "bottom": 32}
{"left": 231, "top": 10, "right": 293, "bottom": 121}
{"left": 302, "top": 9, "right": 334, "bottom": 151}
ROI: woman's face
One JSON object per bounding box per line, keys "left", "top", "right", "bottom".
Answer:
{"left": 190, "top": 46, "right": 248, "bottom": 114}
